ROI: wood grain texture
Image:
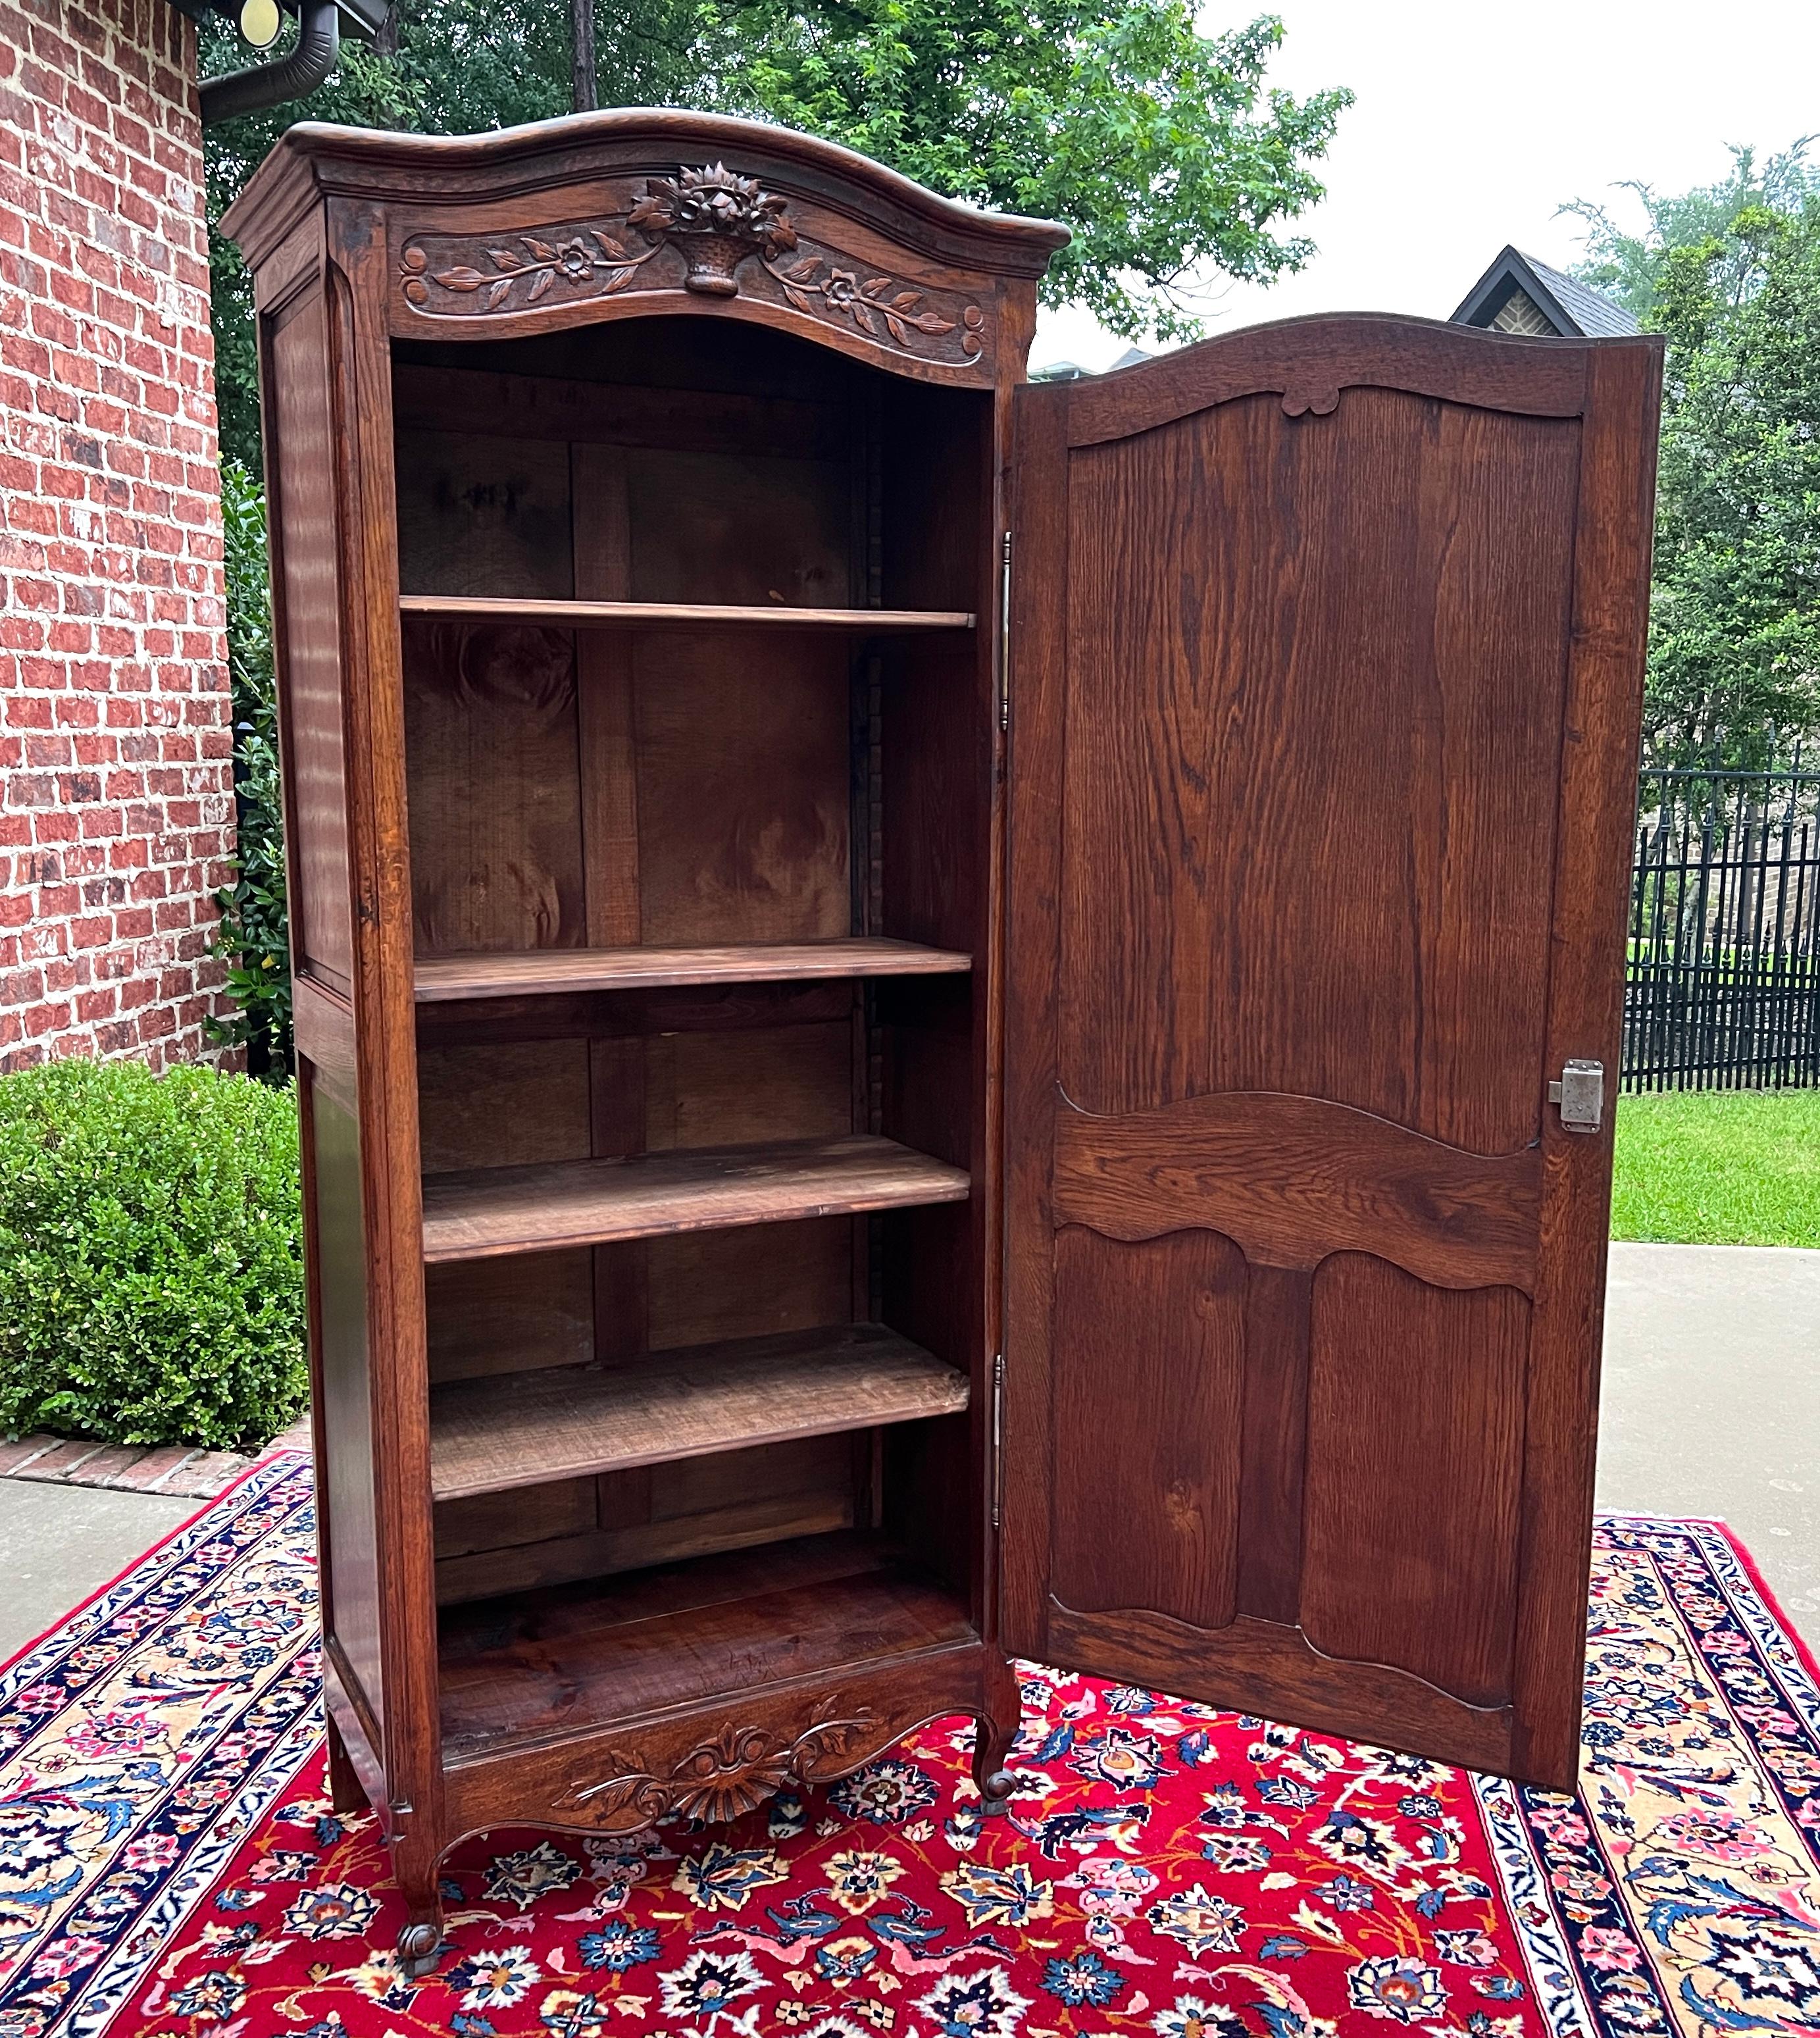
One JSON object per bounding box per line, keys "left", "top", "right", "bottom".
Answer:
{"left": 268, "top": 292, "right": 355, "bottom": 992}
{"left": 1301, "top": 1256, "right": 1529, "bottom": 1709}
{"left": 392, "top": 360, "right": 849, "bottom": 460}
{"left": 632, "top": 631, "right": 851, "bottom": 947}
{"left": 429, "top": 1323, "right": 967, "bottom": 1499}
{"left": 438, "top": 1643, "right": 994, "bottom": 1846}
{"left": 1047, "top": 1602, "right": 1513, "bottom": 1777}
{"left": 416, "top": 1039, "right": 592, "bottom": 1174}
{"left": 233, "top": 113, "right": 1048, "bottom": 1947}
{"left": 1063, "top": 311, "right": 1588, "bottom": 447}
{"left": 436, "top": 1530, "right": 974, "bottom": 1759}
{"left": 293, "top": 973, "right": 357, "bottom": 1113}
{"left": 309, "top": 1085, "right": 385, "bottom": 1735}
{"left": 399, "top": 596, "right": 974, "bottom": 631}
{"left": 1510, "top": 338, "right": 1664, "bottom": 1790}
{"left": 1003, "top": 320, "right": 1661, "bottom": 1789}
{"left": 402, "top": 619, "right": 584, "bottom": 955}
{"left": 434, "top": 1431, "right": 859, "bottom": 1603}
{"left": 421, "top": 1134, "right": 969, "bottom": 1261}
{"left": 415, "top": 938, "right": 971, "bottom": 1000}
{"left": 395, "top": 433, "right": 573, "bottom": 599}
{"left": 1234, "top": 1263, "right": 1311, "bottom": 1625}
{"left": 1050, "top": 1229, "right": 1244, "bottom": 1629}
{"left": 1052, "top": 1091, "right": 1542, "bottom": 1292}
{"left": 1055, "top": 385, "right": 1577, "bottom": 1145}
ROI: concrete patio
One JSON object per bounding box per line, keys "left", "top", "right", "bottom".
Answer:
{"left": 1, "top": 1242, "right": 1815, "bottom": 1665}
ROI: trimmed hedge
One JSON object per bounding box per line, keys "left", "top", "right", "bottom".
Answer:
{"left": 0, "top": 1059, "right": 305, "bottom": 1450}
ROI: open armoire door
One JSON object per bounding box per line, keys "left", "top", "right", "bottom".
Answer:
{"left": 1001, "top": 315, "right": 1662, "bottom": 1793}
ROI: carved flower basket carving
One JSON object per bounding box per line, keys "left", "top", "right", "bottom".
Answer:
{"left": 397, "top": 163, "right": 986, "bottom": 363}
{"left": 628, "top": 162, "right": 796, "bottom": 297}
{"left": 551, "top": 1702, "right": 880, "bottom": 1831}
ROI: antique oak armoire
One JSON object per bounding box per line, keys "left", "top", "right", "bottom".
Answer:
{"left": 222, "top": 111, "right": 1661, "bottom": 1968}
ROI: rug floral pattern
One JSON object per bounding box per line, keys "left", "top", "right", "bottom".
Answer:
{"left": 0, "top": 1464, "right": 1814, "bottom": 2038}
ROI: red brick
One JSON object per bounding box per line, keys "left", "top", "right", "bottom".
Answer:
{"left": 0, "top": 0, "right": 230, "bottom": 1069}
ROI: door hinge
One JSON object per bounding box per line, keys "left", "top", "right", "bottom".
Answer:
{"left": 997, "top": 530, "right": 1013, "bottom": 733}
{"left": 1548, "top": 1059, "right": 1604, "bottom": 1133}
{"left": 990, "top": 1349, "right": 1005, "bottom": 1532}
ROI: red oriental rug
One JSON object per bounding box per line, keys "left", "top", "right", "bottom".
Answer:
{"left": 1, "top": 1454, "right": 1817, "bottom": 2038}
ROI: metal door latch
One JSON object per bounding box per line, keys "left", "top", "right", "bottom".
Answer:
{"left": 1548, "top": 1059, "right": 1604, "bottom": 1133}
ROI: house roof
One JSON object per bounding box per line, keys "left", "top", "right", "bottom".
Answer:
{"left": 1451, "top": 244, "right": 1638, "bottom": 339}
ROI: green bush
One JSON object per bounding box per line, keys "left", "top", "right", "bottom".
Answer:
{"left": 0, "top": 1059, "right": 306, "bottom": 1450}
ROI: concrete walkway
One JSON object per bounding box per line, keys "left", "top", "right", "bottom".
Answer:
{"left": 0, "top": 1478, "right": 197, "bottom": 1662}
{"left": 1598, "top": 1241, "right": 1819, "bottom": 1652}
{"left": 2, "top": 1244, "right": 1815, "bottom": 1666}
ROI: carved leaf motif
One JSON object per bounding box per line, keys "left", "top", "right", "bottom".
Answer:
{"left": 485, "top": 277, "right": 513, "bottom": 310}
{"left": 592, "top": 228, "right": 628, "bottom": 259}
{"left": 523, "top": 236, "right": 557, "bottom": 261}
{"left": 551, "top": 1701, "right": 880, "bottom": 1831}
{"left": 528, "top": 269, "right": 554, "bottom": 302}
{"left": 488, "top": 248, "right": 521, "bottom": 272}
{"left": 432, "top": 267, "right": 487, "bottom": 292}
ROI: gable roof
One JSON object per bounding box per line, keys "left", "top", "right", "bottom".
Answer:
{"left": 1452, "top": 244, "right": 1638, "bottom": 338}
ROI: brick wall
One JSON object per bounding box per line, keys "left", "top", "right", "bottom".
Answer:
{"left": 0, "top": 0, "right": 234, "bottom": 1071}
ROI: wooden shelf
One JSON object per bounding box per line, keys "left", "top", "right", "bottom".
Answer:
{"left": 421, "top": 1134, "right": 970, "bottom": 1263}
{"left": 399, "top": 594, "right": 975, "bottom": 632}
{"left": 430, "top": 1324, "right": 968, "bottom": 1502}
{"left": 414, "top": 938, "right": 972, "bottom": 1004}
{"left": 438, "top": 1531, "right": 973, "bottom": 1760}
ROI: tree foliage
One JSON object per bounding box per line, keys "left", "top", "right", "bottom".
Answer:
{"left": 199, "top": 1, "right": 1346, "bottom": 1048}
{"left": 207, "top": 461, "right": 291, "bottom": 1077}
{"left": 1568, "top": 146, "right": 1820, "bottom": 771}
{"left": 201, "top": 0, "right": 1348, "bottom": 468}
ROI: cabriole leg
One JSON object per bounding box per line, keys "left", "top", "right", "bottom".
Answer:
{"left": 393, "top": 1855, "right": 445, "bottom": 1979}
{"left": 972, "top": 1654, "right": 1022, "bottom": 1817}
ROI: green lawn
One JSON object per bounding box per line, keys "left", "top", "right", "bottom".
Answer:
{"left": 1611, "top": 1086, "right": 1820, "bottom": 1246}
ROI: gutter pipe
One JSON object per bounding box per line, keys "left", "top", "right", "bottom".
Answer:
{"left": 199, "top": 0, "right": 340, "bottom": 125}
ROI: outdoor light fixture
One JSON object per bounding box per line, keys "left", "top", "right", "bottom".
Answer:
{"left": 238, "top": 0, "right": 281, "bottom": 47}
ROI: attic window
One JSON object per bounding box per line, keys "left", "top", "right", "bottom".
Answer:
{"left": 1489, "top": 289, "right": 1556, "bottom": 337}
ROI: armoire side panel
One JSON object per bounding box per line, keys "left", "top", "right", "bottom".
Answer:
{"left": 309, "top": 1083, "right": 386, "bottom": 1733}
{"left": 267, "top": 293, "right": 355, "bottom": 996}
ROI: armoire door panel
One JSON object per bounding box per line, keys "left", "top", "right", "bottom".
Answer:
{"left": 1051, "top": 1091, "right": 1542, "bottom": 1291}
{"left": 1043, "top": 1602, "right": 1513, "bottom": 1779}
{"left": 1050, "top": 1228, "right": 1245, "bottom": 1629}
{"left": 1005, "top": 317, "right": 1661, "bottom": 1792}
{"left": 1055, "top": 387, "right": 1577, "bottom": 1152}
{"left": 1301, "top": 1256, "right": 1529, "bottom": 1709}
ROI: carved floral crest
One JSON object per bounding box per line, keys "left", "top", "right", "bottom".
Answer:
{"left": 551, "top": 1700, "right": 880, "bottom": 1830}
{"left": 397, "top": 162, "right": 985, "bottom": 361}
{"left": 628, "top": 162, "right": 796, "bottom": 292}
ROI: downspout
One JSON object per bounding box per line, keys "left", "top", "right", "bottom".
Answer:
{"left": 199, "top": 0, "right": 340, "bottom": 124}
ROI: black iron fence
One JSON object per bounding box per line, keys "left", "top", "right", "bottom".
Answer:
{"left": 1623, "top": 769, "right": 1820, "bottom": 1090}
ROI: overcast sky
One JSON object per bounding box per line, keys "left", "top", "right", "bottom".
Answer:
{"left": 1033, "top": 0, "right": 1820, "bottom": 372}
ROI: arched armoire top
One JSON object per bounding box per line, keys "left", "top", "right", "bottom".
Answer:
{"left": 222, "top": 109, "right": 1071, "bottom": 387}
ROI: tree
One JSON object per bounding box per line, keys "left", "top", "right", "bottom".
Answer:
{"left": 201, "top": 1, "right": 1349, "bottom": 469}
{"left": 1566, "top": 147, "right": 1820, "bottom": 771}
{"left": 198, "top": 1, "right": 1346, "bottom": 1063}
{"left": 1563, "top": 141, "right": 1817, "bottom": 322}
